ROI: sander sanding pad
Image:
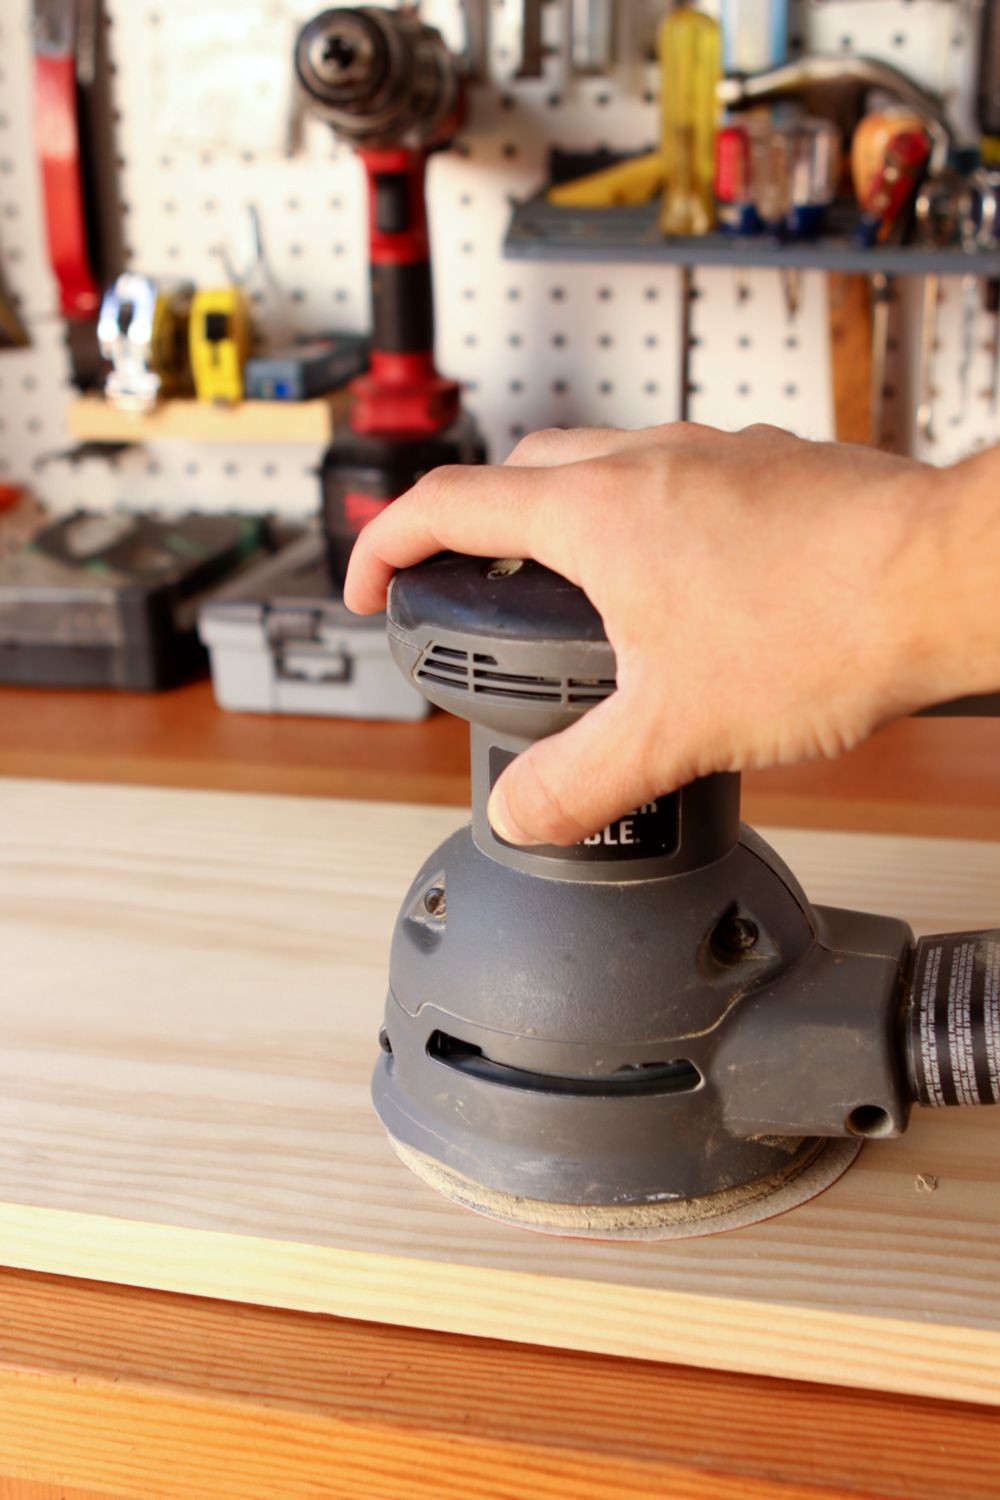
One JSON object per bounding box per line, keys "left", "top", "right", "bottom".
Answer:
{"left": 388, "top": 1135, "right": 863, "bottom": 1241}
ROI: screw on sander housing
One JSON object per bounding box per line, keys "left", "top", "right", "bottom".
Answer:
{"left": 373, "top": 553, "right": 1000, "bottom": 1214}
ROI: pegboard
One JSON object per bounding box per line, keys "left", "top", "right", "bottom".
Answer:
{"left": 0, "top": 0, "right": 994, "bottom": 522}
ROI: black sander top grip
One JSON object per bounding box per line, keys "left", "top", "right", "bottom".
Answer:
{"left": 389, "top": 553, "right": 608, "bottom": 641}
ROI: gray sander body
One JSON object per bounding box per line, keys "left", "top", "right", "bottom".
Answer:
{"left": 372, "top": 554, "right": 1000, "bottom": 1236}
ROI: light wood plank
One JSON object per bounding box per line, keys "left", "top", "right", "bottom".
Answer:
{"left": 3, "top": 779, "right": 1000, "bottom": 1407}
{"left": 66, "top": 391, "right": 349, "bottom": 444}
{"left": 3, "top": 1266, "right": 1000, "bottom": 1500}
{"left": 0, "top": 1482, "right": 131, "bottom": 1500}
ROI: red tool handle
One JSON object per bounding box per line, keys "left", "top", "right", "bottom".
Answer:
{"left": 34, "top": 49, "right": 100, "bottom": 319}
{"left": 863, "top": 129, "right": 931, "bottom": 242}
{"left": 348, "top": 146, "right": 459, "bottom": 435}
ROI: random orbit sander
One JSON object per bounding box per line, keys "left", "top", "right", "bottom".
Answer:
{"left": 295, "top": 7, "right": 485, "bottom": 585}
{"left": 373, "top": 554, "right": 1000, "bottom": 1239}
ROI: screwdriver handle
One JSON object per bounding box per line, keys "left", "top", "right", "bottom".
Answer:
{"left": 978, "top": 0, "right": 1000, "bottom": 157}
{"left": 658, "top": 4, "right": 721, "bottom": 236}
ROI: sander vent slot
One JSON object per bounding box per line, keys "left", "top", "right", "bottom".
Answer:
{"left": 419, "top": 644, "right": 470, "bottom": 691}
{"left": 473, "top": 666, "right": 562, "bottom": 703}
{"left": 418, "top": 670, "right": 469, "bottom": 690}
{"left": 428, "top": 1031, "right": 701, "bottom": 1097}
{"left": 473, "top": 669, "right": 560, "bottom": 686}
{"left": 474, "top": 684, "right": 562, "bottom": 702}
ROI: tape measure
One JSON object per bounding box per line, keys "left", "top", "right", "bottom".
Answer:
{"left": 190, "top": 288, "right": 250, "bottom": 404}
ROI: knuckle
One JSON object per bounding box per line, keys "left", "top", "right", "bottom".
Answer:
{"left": 650, "top": 421, "right": 690, "bottom": 444}
{"left": 409, "top": 464, "right": 467, "bottom": 506}
{"left": 652, "top": 420, "right": 719, "bottom": 445}
{"left": 507, "top": 427, "right": 567, "bottom": 464}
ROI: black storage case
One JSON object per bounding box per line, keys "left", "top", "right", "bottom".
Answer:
{"left": 0, "top": 510, "right": 267, "bottom": 691}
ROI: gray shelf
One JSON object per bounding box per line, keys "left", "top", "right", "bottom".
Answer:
{"left": 504, "top": 194, "right": 1000, "bottom": 275}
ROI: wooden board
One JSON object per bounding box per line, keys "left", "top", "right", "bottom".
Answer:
{"left": 3, "top": 778, "right": 1000, "bottom": 1407}
{"left": 67, "top": 391, "right": 349, "bottom": 443}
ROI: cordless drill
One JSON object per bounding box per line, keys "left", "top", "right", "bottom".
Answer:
{"left": 295, "top": 7, "right": 486, "bottom": 586}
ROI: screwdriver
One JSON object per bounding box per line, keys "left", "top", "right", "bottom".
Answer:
{"left": 979, "top": 0, "right": 1000, "bottom": 164}
{"left": 658, "top": 3, "right": 721, "bottom": 236}
{"left": 976, "top": 0, "right": 1000, "bottom": 414}
{"left": 913, "top": 174, "right": 958, "bottom": 446}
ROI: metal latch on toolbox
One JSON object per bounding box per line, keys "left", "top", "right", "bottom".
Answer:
{"left": 265, "top": 607, "right": 352, "bottom": 685}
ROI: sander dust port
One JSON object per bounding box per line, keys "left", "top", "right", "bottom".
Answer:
{"left": 372, "top": 553, "right": 1000, "bottom": 1238}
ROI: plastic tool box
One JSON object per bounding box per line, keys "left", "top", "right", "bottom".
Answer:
{"left": 198, "top": 527, "right": 429, "bottom": 721}
{"left": 0, "top": 509, "right": 267, "bottom": 690}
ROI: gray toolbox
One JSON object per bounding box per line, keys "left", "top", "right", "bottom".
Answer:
{"left": 197, "top": 526, "right": 430, "bottom": 721}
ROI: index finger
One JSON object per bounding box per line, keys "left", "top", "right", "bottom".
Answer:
{"left": 343, "top": 459, "right": 573, "bottom": 614}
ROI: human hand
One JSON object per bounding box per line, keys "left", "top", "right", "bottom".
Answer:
{"left": 345, "top": 422, "right": 990, "bottom": 846}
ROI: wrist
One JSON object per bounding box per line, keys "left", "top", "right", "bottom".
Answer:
{"left": 893, "top": 449, "right": 1000, "bottom": 710}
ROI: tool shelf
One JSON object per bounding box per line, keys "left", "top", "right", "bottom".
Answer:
{"left": 505, "top": 194, "right": 1000, "bottom": 276}
{"left": 66, "top": 391, "right": 351, "bottom": 446}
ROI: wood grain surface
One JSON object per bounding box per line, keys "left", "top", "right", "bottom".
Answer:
{"left": 1, "top": 1265, "right": 1000, "bottom": 1500}
{"left": 3, "top": 778, "right": 1000, "bottom": 1408}
{"left": 66, "top": 391, "right": 350, "bottom": 443}
{"left": 3, "top": 680, "right": 1000, "bottom": 839}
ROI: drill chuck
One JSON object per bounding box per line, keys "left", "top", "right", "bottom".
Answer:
{"left": 295, "top": 7, "right": 461, "bottom": 149}
{"left": 370, "top": 554, "right": 1000, "bottom": 1237}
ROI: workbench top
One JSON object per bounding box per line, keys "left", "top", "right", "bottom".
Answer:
{"left": 2, "top": 685, "right": 1000, "bottom": 1500}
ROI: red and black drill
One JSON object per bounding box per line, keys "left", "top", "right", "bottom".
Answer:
{"left": 295, "top": 6, "right": 485, "bottom": 585}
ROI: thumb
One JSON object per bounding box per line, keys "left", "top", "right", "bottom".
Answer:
{"left": 487, "top": 690, "right": 673, "bottom": 847}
